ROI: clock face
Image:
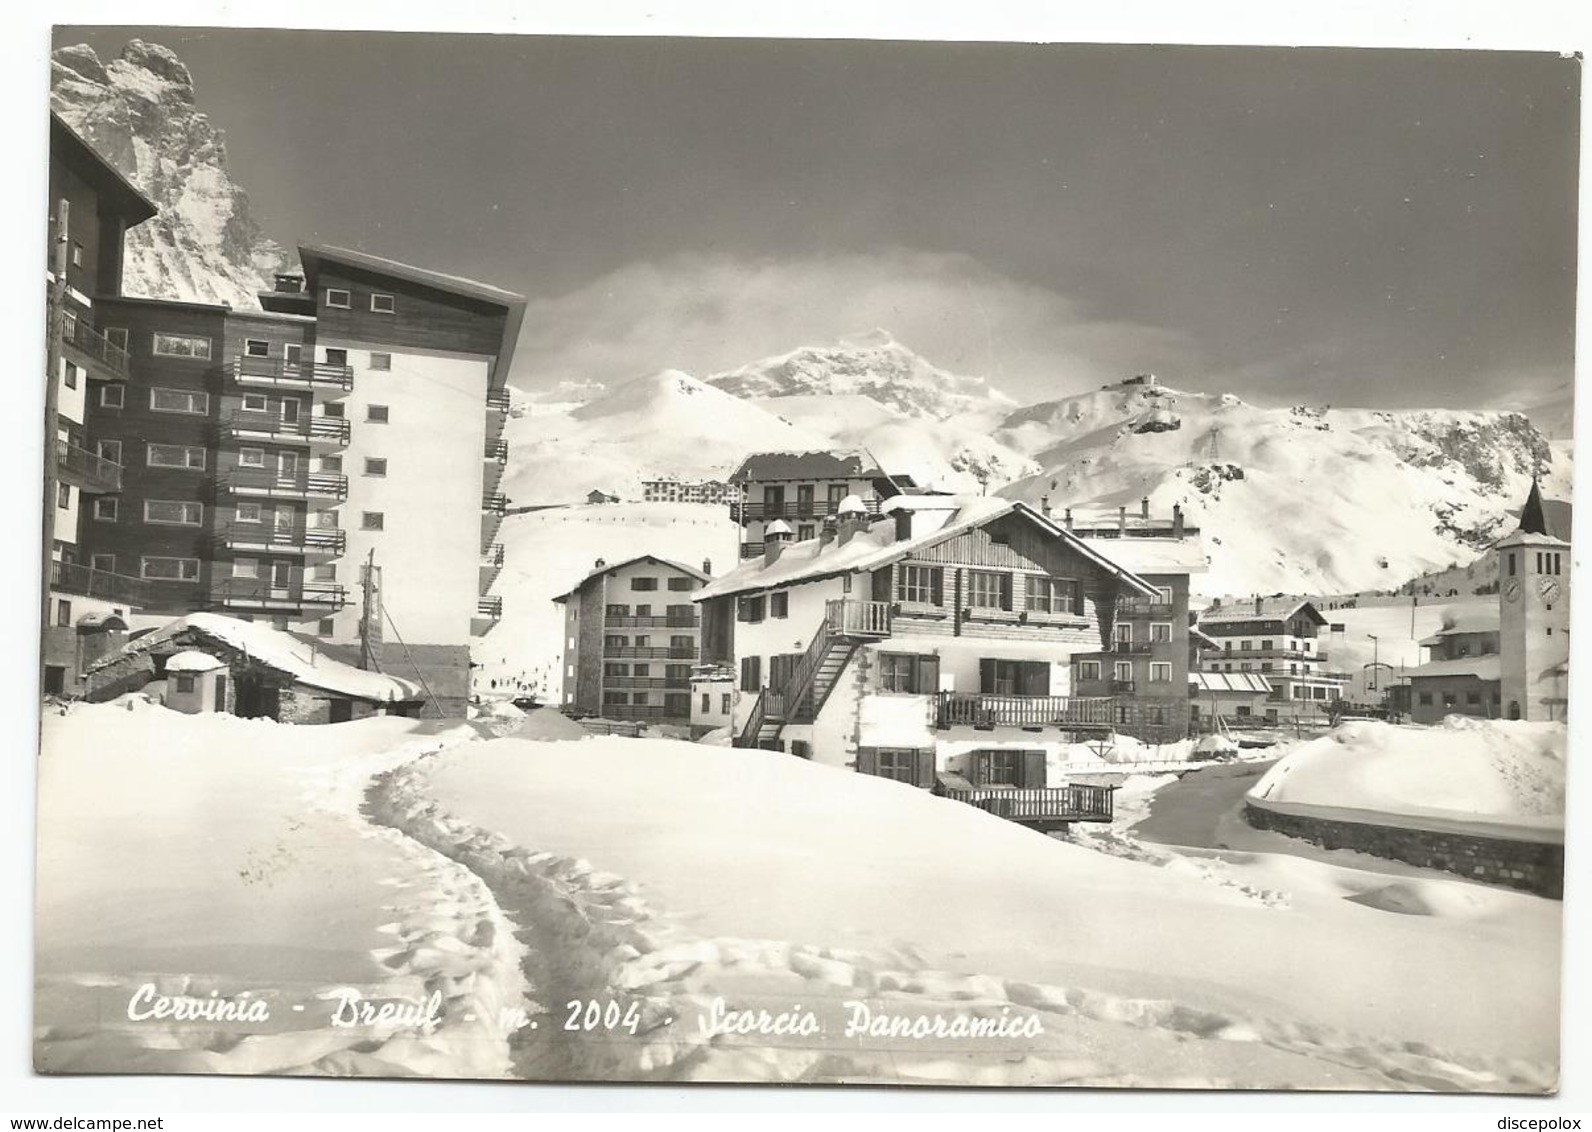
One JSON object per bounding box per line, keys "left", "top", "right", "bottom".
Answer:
{"left": 1538, "top": 577, "right": 1561, "bottom": 603}
{"left": 1503, "top": 578, "right": 1522, "bottom": 603}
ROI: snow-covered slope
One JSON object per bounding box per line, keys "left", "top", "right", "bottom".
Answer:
{"left": 501, "top": 369, "right": 835, "bottom": 505}
{"left": 50, "top": 40, "right": 288, "bottom": 307}
{"left": 996, "top": 382, "right": 1571, "bottom": 597}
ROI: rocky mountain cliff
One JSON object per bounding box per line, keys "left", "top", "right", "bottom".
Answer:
{"left": 50, "top": 40, "right": 287, "bottom": 307}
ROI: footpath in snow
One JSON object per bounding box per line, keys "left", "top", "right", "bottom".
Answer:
{"left": 376, "top": 732, "right": 1559, "bottom": 1090}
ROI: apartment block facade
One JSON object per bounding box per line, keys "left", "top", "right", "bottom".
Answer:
{"left": 1195, "top": 597, "right": 1349, "bottom": 713}
{"left": 727, "top": 449, "right": 907, "bottom": 559}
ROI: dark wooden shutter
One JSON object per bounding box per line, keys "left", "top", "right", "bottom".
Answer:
{"left": 971, "top": 750, "right": 990, "bottom": 786}
{"left": 978, "top": 658, "right": 997, "bottom": 694}
{"left": 916, "top": 654, "right": 940, "bottom": 695}
{"left": 914, "top": 748, "right": 936, "bottom": 789}
{"left": 856, "top": 747, "right": 878, "bottom": 775}
{"left": 931, "top": 568, "right": 944, "bottom": 606}
{"left": 1021, "top": 750, "right": 1047, "bottom": 789}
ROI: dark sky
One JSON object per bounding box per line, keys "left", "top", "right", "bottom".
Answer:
{"left": 55, "top": 27, "right": 1580, "bottom": 411}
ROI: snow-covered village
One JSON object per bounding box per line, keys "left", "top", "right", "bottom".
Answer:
{"left": 29, "top": 29, "right": 1576, "bottom": 1099}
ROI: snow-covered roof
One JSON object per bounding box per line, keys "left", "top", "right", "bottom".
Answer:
{"left": 1199, "top": 598, "right": 1326, "bottom": 627}
{"left": 164, "top": 649, "right": 228, "bottom": 674}
{"left": 1190, "top": 671, "right": 1273, "bottom": 694}
{"left": 1403, "top": 655, "right": 1502, "bottom": 682}
{"left": 1189, "top": 626, "right": 1224, "bottom": 651}
{"left": 550, "top": 555, "right": 712, "bottom": 603}
{"left": 727, "top": 449, "right": 886, "bottom": 484}
{"left": 881, "top": 493, "right": 961, "bottom": 513}
{"left": 87, "top": 613, "right": 423, "bottom": 701}
{"left": 694, "top": 498, "right": 1161, "bottom": 601}
{"left": 1080, "top": 536, "right": 1208, "bottom": 576}
{"left": 1419, "top": 612, "right": 1500, "bottom": 646}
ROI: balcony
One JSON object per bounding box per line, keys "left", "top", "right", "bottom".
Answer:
{"left": 483, "top": 492, "right": 508, "bottom": 513}
{"left": 604, "top": 645, "right": 697, "bottom": 659}
{"left": 937, "top": 782, "right": 1115, "bottom": 826}
{"left": 209, "top": 577, "right": 348, "bottom": 613}
{"left": 60, "top": 314, "right": 130, "bottom": 381}
{"left": 935, "top": 692, "right": 1117, "bottom": 731}
{"left": 1217, "top": 647, "right": 1327, "bottom": 662}
{"left": 1119, "top": 602, "right": 1176, "bottom": 618}
{"left": 485, "top": 438, "right": 508, "bottom": 462}
{"left": 483, "top": 543, "right": 505, "bottom": 567}
{"left": 220, "top": 468, "right": 348, "bottom": 503}
{"left": 603, "top": 676, "right": 693, "bottom": 690}
{"left": 50, "top": 560, "right": 152, "bottom": 606}
{"left": 486, "top": 388, "right": 512, "bottom": 412}
{"left": 732, "top": 496, "right": 882, "bottom": 523}
{"left": 221, "top": 411, "right": 350, "bottom": 449}
{"left": 214, "top": 522, "right": 345, "bottom": 557}
{"left": 55, "top": 439, "right": 121, "bottom": 493}
{"left": 1110, "top": 679, "right": 1137, "bottom": 694}
{"left": 230, "top": 356, "right": 353, "bottom": 393}
{"left": 827, "top": 598, "right": 892, "bottom": 638}
{"left": 605, "top": 614, "right": 701, "bottom": 629}
{"left": 477, "top": 596, "right": 503, "bottom": 619}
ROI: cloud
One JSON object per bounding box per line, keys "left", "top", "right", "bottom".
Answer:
{"left": 509, "top": 249, "right": 1200, "bottom": 404}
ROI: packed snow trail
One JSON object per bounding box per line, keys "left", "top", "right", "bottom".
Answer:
{"left": 371, "top": 735, "right": 1558, "bottom": 1089}
{"left": 35, "top": 702, "right": 528, "bottom": 1078}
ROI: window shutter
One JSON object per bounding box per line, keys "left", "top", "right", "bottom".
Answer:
{"left": 971, "top": 750, "right": 990, "bottom": 787}
{"left": 736, "top": 598, "right": 749, "bottom": 622}
{"left": 914, "top": 748, "right": 936, "bottom": 789}
{"left": 917, "top": 654, "right": 940, "bottom": 695}
{"left": 931, "top": 568, "right": 944, "bottom": 606}
{"left": 1021, "top": 750, "right": 1047, "bottom": 789}
{"left": 978, "top": 658, "right": 997, "bottom": 695}
{"left": 856, "top": 747, "right": 878, "bottom": 776}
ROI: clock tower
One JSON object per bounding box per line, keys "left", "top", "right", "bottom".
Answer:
{"left": 1497, "top": 480, "right": 1570, "bottom": 720}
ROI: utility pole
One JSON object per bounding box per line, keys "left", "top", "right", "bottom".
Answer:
{"left": 41, "top": 198, "right": 69, "bottom": 688}
{"left": 1367, "top": 634, "right": 1379, "bottom": 692}
{"left": 359, "top": 548, "right": 383, "bottom": 671}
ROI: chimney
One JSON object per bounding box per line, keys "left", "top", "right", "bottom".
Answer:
{"left": 818, "top": 517, "right": 838, "bottom": 549}
{"left": 1141, "top": 496, "right": 1150, "bottom": 520}
{"left": 894, "top": 509, "right": 913, "bottom": 542}
{"left": 1172, "top": 504, "right": 1184, "bottom": 537}
{"left": 1254, "top": 596, "right": 1263, "bottom": 616}
{"left": 594, "top": 558, "right": 606, "bottom": 570}
{"left": 836, "top": 495, "right": 869, "bottom": 545}
{"left": 1118, "top": 505, "right": 1127, "bottom": 534}
{"left": 1064, "top": 507, "right": 1073, "bottom": 531}
{"left": 1039, "top": 493, "right": 1051, "bottom": 518}
{"left": 702, "top": 557, "right": 713, "bottom": 576}
{"left": 764, "top": 520, "right": 794, "bottom": 566}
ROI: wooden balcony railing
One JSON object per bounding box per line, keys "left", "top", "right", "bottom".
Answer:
{"left": 210, "top": 577, "right": 349, "bottom": 610}
{"left": 603, "top": 645, "right": 697, "bottom": 659}
{"left": 732, "top": 497, "right": 882, "bottom": 522}
{"left": 50, "top": 561, "right": 152, "bottom": 606}
{"left": 936, "top": 692, "right": 1117, "bottom": 730}
{"left": 939, "top": 783, "right": 1115, "bottom": 823}
{"left": 482, "top": 542, "right": 505, "bottom": 567}
{"left": 477, "top": 596, "right": 503, "bottom": 619}
{"left": 483, "top": 492, "right": 508, "bottom": 513}
{"left": 486, "top": 388, "right": 512, "bottom": 411}
{"left": 603, "top": 676, "right": 692, "bottom": 690}
{"left": 604, "top": 614, "right": 700, "bottom": 628}
{"left": 231, "top": 356, "right": 354, "bottom": 391}
{"left": 221, "top": 468, "right": 348, "bottom": 501}
{"left": 55, "top": 439, "right": 121, "bottom": 492}
{"left": 485, "top": 438, "right": 508, "bottom": 462}
{"left": 826, "top": 599, "right": 892, "bottom": 637}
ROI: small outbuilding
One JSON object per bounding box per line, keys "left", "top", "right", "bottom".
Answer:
{"left": 163, "top": 650, "right": 230, "bottom": 714}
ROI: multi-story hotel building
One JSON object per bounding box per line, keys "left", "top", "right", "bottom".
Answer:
{"left": 639, "top": 476, "right": 737, "bottom": 506}
{"left": 553, "top": 555, "right": 711, "bottom": 725}
{"left": 727, "top": 449, "right": 909, "bottom": 559}
{"left": 1195, "top": 597, "right": 1349, "bottom": 714}
{"left": 73, "top": 247, "right": 524, "bottom": 715}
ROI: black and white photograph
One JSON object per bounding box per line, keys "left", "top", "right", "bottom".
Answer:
{"left": 17, "top": 6, "right": 1584, "bottom": 1110}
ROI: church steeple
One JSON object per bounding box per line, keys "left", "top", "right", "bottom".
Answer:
{"left": 1518, "top": 478, "right": 1551, "bottom": 536}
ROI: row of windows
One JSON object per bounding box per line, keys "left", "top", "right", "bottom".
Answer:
{"left": 1212, "top": 660, "right": 1311, "bottom": 675}
{"left": 895, "top": 564, "right": 1085, "bottom": 615}
{"left": 604, "top": 663, "right": 693, "bottom": 678}
{"left": 1221, "top": 639, "right": 1313, "bottom": 653}
{"left": 1076, "top": 660, "right": 1175, "bottom": 683}
{"left": 243, "top": 339, "right": 392, "bottom": 370}
{"left": 1416, "top": 690, "right": 1500, "bottom": 707}
{"left": 98, "top": 385, "right": 397, "bottom": 423}
{"left": 605, "top": 604, "right": 695, "bottom": 618}
{"left": 699, "top": 692, "right": 733, "bottom": 716}
{"left": 623, "top": 576, "right": 698, "bottom": 592}
{"left": 1115, "top": 622, "right": 1175, "bottom": 644}
{"left": 90, "top": 498, "right": 386, "bottom": 530}
{"left": 736, "top": 592, "right": 791, "bottom": 623}
{"left": 1506, "top": 550, "right": 1566, "bottom": 577}
{"left": 324, "top": 289, "right": 397, "bottom": 313}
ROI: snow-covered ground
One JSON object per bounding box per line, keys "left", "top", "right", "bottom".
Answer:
{"left": 35, "top": 701, "right": 524, "bottom": 1078}
{"left": 1249, "top": 718, "right": 1566, "bottom": 839}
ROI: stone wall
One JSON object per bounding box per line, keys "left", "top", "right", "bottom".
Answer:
{"left": 277, "top": 687, "right": 385, "bottom": 725}
{"left": 1244, "top": 799, "right": 1563, "bottom": 899}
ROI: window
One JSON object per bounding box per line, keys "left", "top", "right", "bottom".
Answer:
{"left": 150, "top": 388, "right": 208, "bottom": 414}
{"left": 244, "top": 339, "right": 270, "bottom": 358}
{"left": 1029, "top": 576, "right": 1080, "bottom": 614}
{"left": 606, "top": 604, "right": 631, "bottom": 617}
{"left": 669, "top": 635, "right": 693, "bottom": 649}
{"left": 740, "top": 655, "right": 762, "bottom": 692}
{"left": 604, "top": 634, "right": 627, "bottom": 648}
{"left": 606, "top": 662, "right": 630, "bottom": 677}
{"left": 369, "top": 352, "right": 392, "bottom": 371}
{"left": 1418, "top": 692, "right": 1434, "bottom": 706}
{"left": 667, "top": 577, "right": 695, "bottom": 592}
{"left": 236, "top": 502, "right": 263, "bottom": 523}
{"left": 56, "top": 482, "right": 70, "bottom": 510}
{"left": 238, "top": 448, "right": 266, "bottom": 468}
{"left": 1077, "top": 660, "right": 1101, "bottom": 682}
{"left": 63, "top": 362, "right": 78, "bottom": 390}
{"left": 324, "top": 348, "right": 349, "bottom": 366}
{"left": 152, "top": 333, "right": 212, "bottom": 359}
{"left": 631, "top": 576, "right": 659, "bottom": 591}
{"left": 232, "top": 558, "right": 260, "bottom": 579}
{"left": 285, "top": 343, "right": 303, "bottom": 367}
{"left": 96, "top": 439, "right": 122, "bottom": 465}
{"left": 603, "top": 691, "right": 630, "bottom": 706}
{"left": 896, "top": 564, "right": 943, "bottom": 605}
{"left": 145, "top": 500, "right": 202, "bottom": 526}
{"left": 971, "top": 749, "right": 1041, "bottom": 788}
{"left": 141, "top": 556, "right": 200, "bottom": 581}
{"left": 1442, "top": 692, "right": 1457, "bottom": 708}
{"left": 1156, "top": 586, "right": 1174, "bottom": 605}
{"left": 666, "top": 664, "right": 691, "bottom": 681}
{"left": 241, "top": 393, "right": 269, "bottom": 413}
{"left": 325, "top": 288, "right": 351, "bottom": 309}
{"left": 874, "top": 748, "right": 922, "bottom": 784}
{"left": 90, "top": 554, "right": 115, "bottom": 574}
{"left": 798, "top": 524, "right": 815, "bottom": 541}
{"left": 99, "top": 385, "right": 125, "bottom": 409}
{"left": 362, "top": 512, "right": 385, "bottom": 531}
{"left": 879, "top": 653, "right": 939, "bottom": 694}
{"left": 721, "top": 693, "right": 731, "bottom": 715}
{"left": 1149, "top": 662, "right": 1172, "bottom": 683}
{"left": 92, "top": 498, "right": 117, "bottom": 521}
{"left": 967, "top": 570, "right": 1012, "bottom": 610}
{"left": 1507, "top": 552, "right": 1516, "bottom": 577}
{"left": 633, "top": 664, "right": 651, "bottom": 677}
{"left": 1261, "top": 639, "right": 1273, "bottom": 651}
{"left": 321, "top": 456, "right": 343, "bottom": 472}
{"left": 1115, "top": 622, "right": 1133, "bottom": 645}
{"left": 701, "top": 693, "right": 711, "bottom": 714}
{"left": 147, "top": 444, "right": 206, "bottom": 470}
{"left": 370, "top": 293, "right": 395, "bottom": 313}
{"left": 737, "top": 595, "right": 765, "bottom": 623}
{"left": 55, "top": 598, "right": 72, "bottom": 627}
{"left": 1150, "top": 622, "right": 1173, "bottom": 643}
{"left": 1114, "top": 661, "right": 1133, "bottom": 683}
{"left": 980, "top": 658, "right": 1048, "bottom": 696}
{"left": 105, "top": 327, "right": 128, "bottom": 352}
{"left": 367, "top": 404, "right": 389, "bottom": 423}
{"left": 172, "top": 674, "right": 197, "bottom": 694}
{"left": 770, "top": 592, "right": 789, "bottom": 619}
{"left": 70, "top": 242, "right": 83, "bottom": 266}
{"left": 318, "top": 618, "right": 335, "bottom": 636}
{"left": 364, "top": 458, "right": 388, "bottom": 477}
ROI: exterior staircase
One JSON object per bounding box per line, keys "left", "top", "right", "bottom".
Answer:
{"left": 735, "top": 600, "right": 891, "bottom": 748}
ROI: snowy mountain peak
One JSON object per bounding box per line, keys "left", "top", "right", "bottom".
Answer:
{"left": 50, "top": 40, "right": 288, "bottom": 308}
{"left": 704, "top": 331, "right": 1017, "bottom": 424}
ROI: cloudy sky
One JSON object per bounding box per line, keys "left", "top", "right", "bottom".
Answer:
{"left": 55, "top": 27, "right": 1580, "bottom": 411}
